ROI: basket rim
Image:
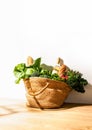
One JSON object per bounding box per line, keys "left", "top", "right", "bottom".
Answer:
{"left": 23, "top": 76, "right": 71, "bottom": 87}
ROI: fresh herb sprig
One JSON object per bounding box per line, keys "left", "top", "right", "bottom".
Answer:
{"left": 61, "top": 70, "right": 88, "bottom": 93}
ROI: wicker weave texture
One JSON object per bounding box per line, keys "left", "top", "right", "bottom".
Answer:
{"left": 23, "top": 77, "right": 71, "bottom": 109}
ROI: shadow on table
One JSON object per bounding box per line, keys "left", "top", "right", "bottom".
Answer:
{"left": 0, "top": 103, "right": 26, "bottom": 117}
{"left": 0, "top": 105, "right": 18, "bottom": 116}
{"left": 61, "top": 103, "right": 92, "bottom": 109}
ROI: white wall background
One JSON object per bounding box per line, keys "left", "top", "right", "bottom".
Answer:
{"left": 0, "top": 0, "right": 92, "bottom": 103}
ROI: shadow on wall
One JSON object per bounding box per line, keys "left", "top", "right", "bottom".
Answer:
{"left": 65, "top": 83, "right": 92, "bottom": 104}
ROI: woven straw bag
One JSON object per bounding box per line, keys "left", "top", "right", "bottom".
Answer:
{"left": 23, "top": 77, "right": 71, "bottom": 109}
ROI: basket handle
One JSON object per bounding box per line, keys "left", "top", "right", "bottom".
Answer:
{"left": 27, "top": 82, "right": 49, "bottom": 96}
{"left": 27, "top": 82, "right": 49, "bottom": 110}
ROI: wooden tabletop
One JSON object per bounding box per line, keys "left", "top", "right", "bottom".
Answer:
{"left": 0, "top": 98, "right": 92, "bottom": 130}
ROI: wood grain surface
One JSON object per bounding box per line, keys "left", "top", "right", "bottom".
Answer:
{"left": 0, "top": 98, "right": 92, "bottom": 130}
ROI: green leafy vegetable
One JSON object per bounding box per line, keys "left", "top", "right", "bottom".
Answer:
{"left": 13, "top": 57, "right": 88, "bottom": 93}
{"left": 13, "top": 63, "right": 26, "bottom": 83}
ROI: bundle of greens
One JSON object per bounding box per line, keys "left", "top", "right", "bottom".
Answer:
{"left": 13, "top": 57, "right": 88, "bottom": 93}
